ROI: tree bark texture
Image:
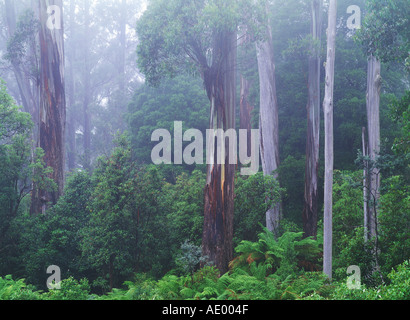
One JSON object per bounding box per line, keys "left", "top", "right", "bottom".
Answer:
{"left": 31, "top": 0, "right": 66, "bottom": 214}
{"left": 201, "top": 30, "right": 237, "bottom": 275}
{"left": 303, "top": 0, "right": 322, "bottom": 239}
{"left": 322, "top": 0, "right": 337, "bottom": 279}
{"left": 67, "top": 0, "right": 76, "bottom": 171}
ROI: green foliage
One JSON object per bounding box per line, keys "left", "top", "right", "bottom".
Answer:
{"left": 80, "top": 136, "right": 168, "bottom": 290}
{"left": 162, "top": 170, "right": 205, "bottom": 250}
{"left": 277, "top": 156, "right": 305, "bottom": 224}
{"left": 357, "top": 0, "right": 410, "bottom": 64}
{"left": 0, "top": 80, "right": 54, "bottom": 278}
{"left": 389, "top": 90, "right": 410, "bottom": 157}
{"left": 378, "top": 175, "right": 410, "bottom": 276}
{"left": 136, "top": 0, "right": 263, "bottom": 86}
{"left": 234, "top": 172, "right": 285, "bottom": 246}
{"left": 18, "top": 170, "right": 94, "bottom": 289}
{"left": 230, "top": 227, "right": 321, "bottom": 280}
{"left": 0, "top": 82, "right": 32, "bottom": 140}
{"left": 5, "top": 9, "right": 39, "bottom": 67}
{"left": 42, "top": 277, "right": 92, "bottom": 301}
{"left": 127, "top": 75, "right": 209, "bottom": 164}
{"left": 0, "top": 275, "right": 41, "bottom": 300}
{"left": 332, "top": 260, "right": 410, "bottom": 300}
{"left": 175, "top": 240, "right": 209, "bottom": 276}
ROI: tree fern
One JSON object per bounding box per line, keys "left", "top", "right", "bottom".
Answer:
{"left": 231, "top": 227, "right": 321, "bottom": 279}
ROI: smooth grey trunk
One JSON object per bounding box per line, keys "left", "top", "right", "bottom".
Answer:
{"left": 119, "top": 0, "right": 127, "bottom": 96}
{"left": 82, "top": 0, "right": 92, "bottom": 171}
{"left": 322, "top": 0, "right": 337, "bottom": 280}
{"left": 240, "top": 75, "right": 253, "bottom": 154}
{"left": 303, "top": 0, "right": 323, "bottom": 239}
{"left": 256, "top": 23, "right": 281, "bottom": 235}
{"left": 365, "top": 55, "right": 381, "bottom": 241}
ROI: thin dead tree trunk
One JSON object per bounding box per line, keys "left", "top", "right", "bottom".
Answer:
{"left": 303, "top": 0, "right": 323, "bottom": 239}
{"left": 201, "top": 30, "right": 237, "bottom": 275}
{"left": 256, "top": 20, "right": 281, "bottom": 235}
{"left": 31, "top": 0, "right": 66, "bottom": 214}
{"left": 323, "top": 0, "right": 337, "bottom": 280}
{"left": 362, "top": 127, "right": 369, "bottom": 241}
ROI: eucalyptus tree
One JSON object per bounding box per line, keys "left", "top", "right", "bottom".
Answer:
{"left": 136, "top": 0, "right": 261, "bottom": 273}
{"left": 256, "top": 1, "right": 281, "bottom": 235}
{"left": 322, "top": 0, "right": 337, "bottom": 279}
{"left": 357, "top": 0, "right": 410, "bottom": 242}
{"left": 31, "top": 0, "right": 66, "bottom": 214}
{"left": 303, "top": 0, "right": 323, "bottom": 239}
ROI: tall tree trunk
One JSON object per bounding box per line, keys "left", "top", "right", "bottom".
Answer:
{"left": 362, "top": 127, "right": 369, "bottom": 241}
{"left": 322, "top": 0, "right": 337, "bottom": 280}
{"left": 256, "top": 22, "right": 281, "bottom": 235}
{"left": 31, "top": 0, "right": 66, "bottom": 214}
{"left": 67, "top": 0, "right": 76, "bottom": 171}
{"left": 119, "top": 0, "right": 127, "bottom": 96}
{"left": 83, "top": 0, "right": 91, "bottom": 171}
{"left": 365, "top": 55, "right": 381, "bottom": 241}
{"left": 238, "top": 26, "right": 254, "bottom": 152}
{"left": 201, "top": 31, "right": 237, "bottom": 275}
{"left": 303, "top": 0, "right": 323, "bottom": 239}
{"left": 239, "top": 75, "right": 253, "bottom": 155}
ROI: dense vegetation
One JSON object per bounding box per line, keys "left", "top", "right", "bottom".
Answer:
{"left": 0, "top": 0, "right": 409, "bottom": 301}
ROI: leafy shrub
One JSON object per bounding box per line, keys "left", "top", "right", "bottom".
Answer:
{"left": 0, "top": 275, "right": 41, "bottom": 300}
{"left": 175, "top": 240, "right": 210, "bottom": 275}
{"left": 43, "top": 277, "right": 92, "bottom": 300}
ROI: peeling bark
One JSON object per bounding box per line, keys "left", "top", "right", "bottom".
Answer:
{"left": 31, "top": 0, "right": 66, "bottom": 214}
{"left": 201, "top": 31, "right": 237, "bottom": 275}
{"left": 67, "top": 0, "right": 76, "bottom": 171}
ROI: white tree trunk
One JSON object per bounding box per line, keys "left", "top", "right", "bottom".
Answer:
{"left": 323, "top": 0, "right": 337, "bottom": 280}
{"left": 365, "top": 55, "right": 381, "bottom": 240}
{"left": 256, "top": 24, "right": 281, "bottom": 235}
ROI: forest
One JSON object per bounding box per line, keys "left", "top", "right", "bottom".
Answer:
{"left": 0, "top": 0, "right": 409, "bottom": 302}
